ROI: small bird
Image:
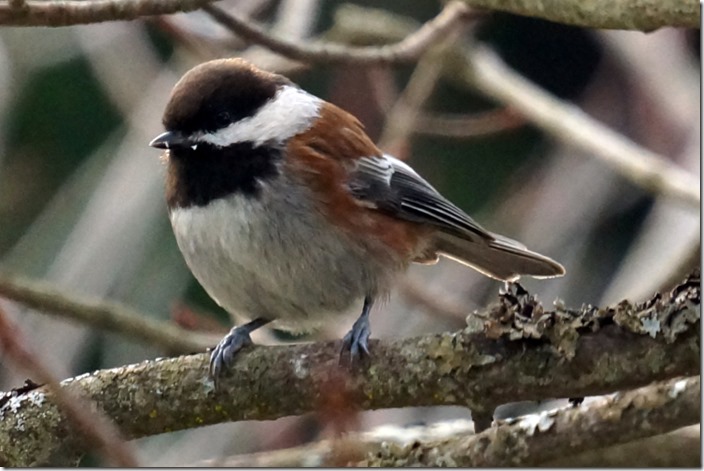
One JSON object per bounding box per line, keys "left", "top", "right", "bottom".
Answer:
{"left": 150, "top": 58, "right": 565, "bottom": 383}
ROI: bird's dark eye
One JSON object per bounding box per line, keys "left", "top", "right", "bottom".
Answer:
{"left": 214, "top": 111, "right": 231, "bottom": 128}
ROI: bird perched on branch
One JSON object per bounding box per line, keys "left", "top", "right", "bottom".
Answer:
{"left": 150, "top": 58, "right": 565, "bottom": 385}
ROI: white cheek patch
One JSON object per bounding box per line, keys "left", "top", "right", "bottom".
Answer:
{"left": 200, "top": 86, "right": 322, "bottom": 148}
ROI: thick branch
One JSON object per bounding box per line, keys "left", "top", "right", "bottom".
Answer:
{"left": 0, "top": 0, "right": 213, "bottom": 26}
{"left": 363, "top": 376, "right": 700, "bottom": 466}
{"left": 0, "top": 273, "right": 213, "bottom": 355}
{"left": 206, "top": 421, "right": 700, "bottom": 467}
{"left": 458, "top": 0, "right": 698, "bottom": 30}
{"left": 0, "top": 272, "right": 698, "bottom": 466}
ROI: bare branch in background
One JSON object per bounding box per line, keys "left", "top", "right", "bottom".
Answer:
{"left": 0, "top": 274, "right": 215, "bottom": 355}
{"left": 457, "top": 0, "right": 698, "bottom": 30}
{"left": 0, "top": 305, "right": 138, "bottom": 467}
{"left": 0, "top": 272, "right": 698, "bottom": 465}
{"left": 460, "top": 45, "right": 700, "bottom": 208}
{"left": 203, "top": 1, "right": 474, "bottom": 65}
{"left": 377, "top": 33, "right": 461, "bottom": 155}
{"left": 412, "top": 108, "right": 525, "bottom": 138}
{"left": 398, "top": 277, "right": 468, "bottom": 324}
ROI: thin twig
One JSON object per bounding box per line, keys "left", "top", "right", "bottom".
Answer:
{"left": 0, "top": 273, "right": 215, "bottom": 355}
{"left": 460, "top": 45, "right": 700, "bottom": 208}
{"left": 377, "top": 30, "right": 461, "bottom": 155}
{"left": 203, "top": 1, "right": 474, "bottom": 65}
{"left": 0, "top": 305, "right": 138, "bottom": 466}
{"left": 413, "top": 108, "right": 525, "bottom": 138}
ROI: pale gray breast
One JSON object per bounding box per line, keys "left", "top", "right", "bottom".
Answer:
{"left": 168, "top": 175, "right": 390, "bottom": 327}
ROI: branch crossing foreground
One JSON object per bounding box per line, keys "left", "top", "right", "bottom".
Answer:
{"left": 0, "top": 271, "right": 699, "bottom": 465}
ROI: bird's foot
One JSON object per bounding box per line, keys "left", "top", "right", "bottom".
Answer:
{"left": 340, "top": 300, "right": 372, "bottom": 366}
{"left": 209, "top": 318, "right": 269, "bottom": 388}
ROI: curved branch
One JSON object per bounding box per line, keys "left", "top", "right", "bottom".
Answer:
{"left": 203, "top": 1, "right": 474, "bottom": 65}
{"left": 0, "top": 272, "right": 699, "bottom": 465}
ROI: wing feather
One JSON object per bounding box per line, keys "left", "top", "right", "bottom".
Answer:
{"left": 349, "top": 155, "right": 492, "bottom": 241}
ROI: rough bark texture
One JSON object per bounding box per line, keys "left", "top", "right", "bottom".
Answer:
{"left": 361, "top": 376, "right": 700, "bottom": 466}
{"left": 0, "top": 272, "right": 699, "bottom": 466}
{"left": 459, "top": 0, "right": 698, "bottom": 30}
{"left": 201, "top": 422, "right": 700, "bottom": 467}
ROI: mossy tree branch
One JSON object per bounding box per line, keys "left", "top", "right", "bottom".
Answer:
{"left": 363, "top": 376, "right": 700, "bottom": 466}
{"left": 457, "top": 0, "right": 698, "bottom": 31}
{"left": 0, "top": 272, "right": 699, "bottom": 466}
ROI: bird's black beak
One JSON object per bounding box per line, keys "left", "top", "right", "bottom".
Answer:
{"left": 149, "top": 131, "right": 190, "bottom": 150}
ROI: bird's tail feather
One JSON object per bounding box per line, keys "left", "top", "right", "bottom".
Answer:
{"left": 432, "top": 232, "right": 565, "bottom": 281}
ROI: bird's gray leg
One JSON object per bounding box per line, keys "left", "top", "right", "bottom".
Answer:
{"left": 340, "top": 296, "right": 374, "bottom": 365}
{"left": 209, "top": 317, "right": 271, "bottom": 387}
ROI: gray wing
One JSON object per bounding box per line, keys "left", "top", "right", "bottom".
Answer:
{"left": 348, "top": 155, "right": 565, "bottom": 280}
{"left": 348, "top": 155, "right": 492, "bottom": 241}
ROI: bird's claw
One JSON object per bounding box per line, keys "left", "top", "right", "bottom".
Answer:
{"left": 339, "top": 314, "right": 371, "bottom": 366}
{"left": 209, "top": 327, "right": 254, "bottom": 388}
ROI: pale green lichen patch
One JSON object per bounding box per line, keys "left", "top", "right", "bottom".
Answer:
{"left": 467, "top": 271, "right": 700, "bottom": 359}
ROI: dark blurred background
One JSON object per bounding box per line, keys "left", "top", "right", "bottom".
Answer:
{"left": 0, "top": 0, "right": 699, "bottom": 465}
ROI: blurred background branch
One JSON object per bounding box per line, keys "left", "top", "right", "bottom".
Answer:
{"left": 0, "top": 273, "right": 215, "bottom": 354}
{"left": 0, "top": 304, "right": 137, "bottom": 466}
{"left": 460, "top": 45, "right": 700, "bottom": 208}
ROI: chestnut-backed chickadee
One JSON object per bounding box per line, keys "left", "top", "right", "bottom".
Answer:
{"left": 150, "top": 59, "right": 565, "bottom": 383}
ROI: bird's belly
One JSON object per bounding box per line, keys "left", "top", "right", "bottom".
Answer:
{"left": 169, "top": 192, "right": 384, "bottom": 328}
